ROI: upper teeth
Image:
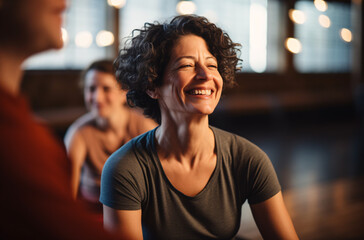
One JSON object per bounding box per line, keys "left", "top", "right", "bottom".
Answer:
{"left": 190, "top": 89, "right": 212, "bottom": 96}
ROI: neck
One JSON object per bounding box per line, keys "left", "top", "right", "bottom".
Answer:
{"left": 155, "top": 114, "right": 214, "bottom": 165}
{"left": 0, "top": 47, "right": 27, "bottom": 96}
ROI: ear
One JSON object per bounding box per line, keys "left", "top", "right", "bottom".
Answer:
{"left": 146, "top": 88, "right": 159, "bottom": 99}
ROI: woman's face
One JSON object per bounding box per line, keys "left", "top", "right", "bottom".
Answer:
{"left": 2, "top": 0, "right": 66, "bottom": 55}
{"left": 155, "top": 34, "right": 223, "bottom": 119}
{"left": 84, "top": 70, "right": 126, "bottom": 118}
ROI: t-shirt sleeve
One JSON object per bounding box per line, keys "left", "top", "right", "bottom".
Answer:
{"left": 99, "top": 141, "right": 144, "bottom": 210}
{"left": 245, "top": 143, "right": 281, "bottom": 204}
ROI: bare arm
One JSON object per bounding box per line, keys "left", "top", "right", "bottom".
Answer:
{"left": 64, "top": 130, "right": 86, "bottom": 199}
{"left": 103, "top": 205, "right": 143, "bottom": 240}
{"left": 250, "top": 191, "right": 299, "bottom": 240}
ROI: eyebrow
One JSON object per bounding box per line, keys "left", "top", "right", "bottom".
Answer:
{"left": 174, "top": 56, "right": 217, "bottom": 62}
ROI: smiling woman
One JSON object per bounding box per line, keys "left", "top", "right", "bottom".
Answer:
{"left": 115, "top": 15, "right": 239, "bottom": 124}
{"left": 100, "top": 15, "right": 299, "bottom": 240}
{"left": 152, "top": 34, "right": 223, "bottom": 118}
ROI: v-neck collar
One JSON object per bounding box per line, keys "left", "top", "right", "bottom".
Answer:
{"left": 149, "top": 126, "right": 220, "bottom": 200}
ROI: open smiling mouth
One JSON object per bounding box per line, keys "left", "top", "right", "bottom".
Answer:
{"left": 187, "top": 89, "right": 212, "bottom": 96}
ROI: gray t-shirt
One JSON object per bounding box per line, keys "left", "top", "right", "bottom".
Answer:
{"left": 100, "top": 126, "right": 281, "bottom": 240}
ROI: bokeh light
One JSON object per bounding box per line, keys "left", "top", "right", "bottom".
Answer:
{"left": 176, "top": 1, "right": 196, "bottom": 15}
{"left": 340, "top": 28, "right": 352, "bottom": 42}
{"left": 96, "top": 30, "right": 115, "bottom": 47}
{"left": 319, "top": 14, "right": 331, "bottom": 28}
{"left": 107, "top": 0, "right": 126, "bottom": 9}
{"left": 285, "top": 38, "right": 302, "bottom": 54}
{"left": 314, "top": 0, "right": 328, "bottom": 12}
{"left": 61, "top": 28, "right": 68, "bottom": 45}
{"left": 75, "top": 31, "right": 93, "bottom": 48}
{"left": 289, "top": 9, "right": 306, "bottom": 24}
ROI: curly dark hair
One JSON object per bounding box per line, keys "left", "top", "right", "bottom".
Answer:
{"left": 114, "top": 15, "right": 241, "bottom": 124}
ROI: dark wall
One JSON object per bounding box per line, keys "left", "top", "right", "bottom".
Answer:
{"left": 22, "top": 70, "right": 84, "bottom": 110}
{"left": 21, "top": 70, "right": 87, "bottom": 138}
{"left": 21, "top": 69, "right": 357, "bottom": 138}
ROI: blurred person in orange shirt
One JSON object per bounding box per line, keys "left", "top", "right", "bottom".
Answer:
{"left": 0, "top": 0, "right": 117, "bottom": 239}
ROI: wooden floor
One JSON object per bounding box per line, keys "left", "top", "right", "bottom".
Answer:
{"left": 210, "top": 105, "right": 364, "bottom": 240}
{"left": 284, "top": 176, "right": 364, "bottom": 240}
{"left": 236, "top": 176, "right": 364, "bottom": 240}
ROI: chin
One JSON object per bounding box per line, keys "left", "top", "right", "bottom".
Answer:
{"left": 53, "top": 39, "right": 64, "bottom": 49}
{"left": 97, "top": 110, "right": 113, "bottom": 118}
{"left": 31, "top": 37, "right": 63, "bottom": 55}
{"left": 96, "top": 112, "right": 108, "bottom": 118}
{"left": 192, "top": 105, "right": 216, "bottom": 115}
{"left": 192, "top": 109, "right": 215, "bottom": 117}
{"left": 49, "top": 33, "right": 64, "bottom": 50}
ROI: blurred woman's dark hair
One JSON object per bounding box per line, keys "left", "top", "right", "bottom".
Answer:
{"left": 79, "top": 59, "right": 115, "bottom": 88}
{"left": 114, "top": 15, "right": 241, "bottom": 124}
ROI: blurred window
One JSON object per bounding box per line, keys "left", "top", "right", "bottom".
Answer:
{"left": 25, "top": 0, "right": 283, "bottom": 73}
{"left": 25, "top": 0, "right": 115, "bottom": 70}
{"left": 293, "top": 1, "right": 352, "bottom": 73}
{"left": 120, "top": 0, "right": 283, "bottom": 73}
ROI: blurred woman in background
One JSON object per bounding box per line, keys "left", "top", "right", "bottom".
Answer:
{"left": 64, "top": 59, "right": 156, "bottom": 218}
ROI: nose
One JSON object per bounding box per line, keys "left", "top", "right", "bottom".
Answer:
{"left": 196, "top": 64, "right": 213, "bottom": 81}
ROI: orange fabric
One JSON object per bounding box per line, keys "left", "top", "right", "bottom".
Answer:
{"left": 72, "top": 110, "right": 155, "bottom": 205}
{"left": 0, "top": 87, "right": 116, "bottom": 239}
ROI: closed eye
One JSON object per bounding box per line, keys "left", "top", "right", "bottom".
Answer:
{"left": 179, "top": 64, "right": 193, "bottom": 69}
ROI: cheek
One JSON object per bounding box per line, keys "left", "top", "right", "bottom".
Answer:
{"left": 108, "top": 92, "right": 124, "bottom": 105}
{"left": 215, "top": 75, "right": 224, "bottom": 90}
{"left": 176, "top": 72, "right": 191, "bottom": 86}
{"left": 120, "top": 93, "right": 127, "bottom": 104}
{"left": 164, "top": 83, "right": 178, "bottom": 100}
{"left": 219, "top": 79, "right": 223, "bottom": 91}
{"left": 28, "top": 9, "right": 63, "bottom": 50}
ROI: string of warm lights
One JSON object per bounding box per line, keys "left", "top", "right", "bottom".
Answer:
{"left": 59, "top": 0, "right": 199, "bottom": 49}
{"left": 61, "top": 0, "right": 352, "bottom": 55}
{"left": 286, "top": 0, "right": 352, "bottom": 54}
{"left": 60, "top": 0, "right": 352, "bottom": 52}
{"left": 61, "top": 28, "right": 115, "bottom": 48}
{"left": 60, "top": 0, "right": 125, "bottom": 49}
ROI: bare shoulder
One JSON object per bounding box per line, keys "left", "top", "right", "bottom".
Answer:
{"left": 129, "top": 108, "right": 158, "bottom": 133}
{"left": 64, "top": 112, "right": 96, "bottom": 148}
